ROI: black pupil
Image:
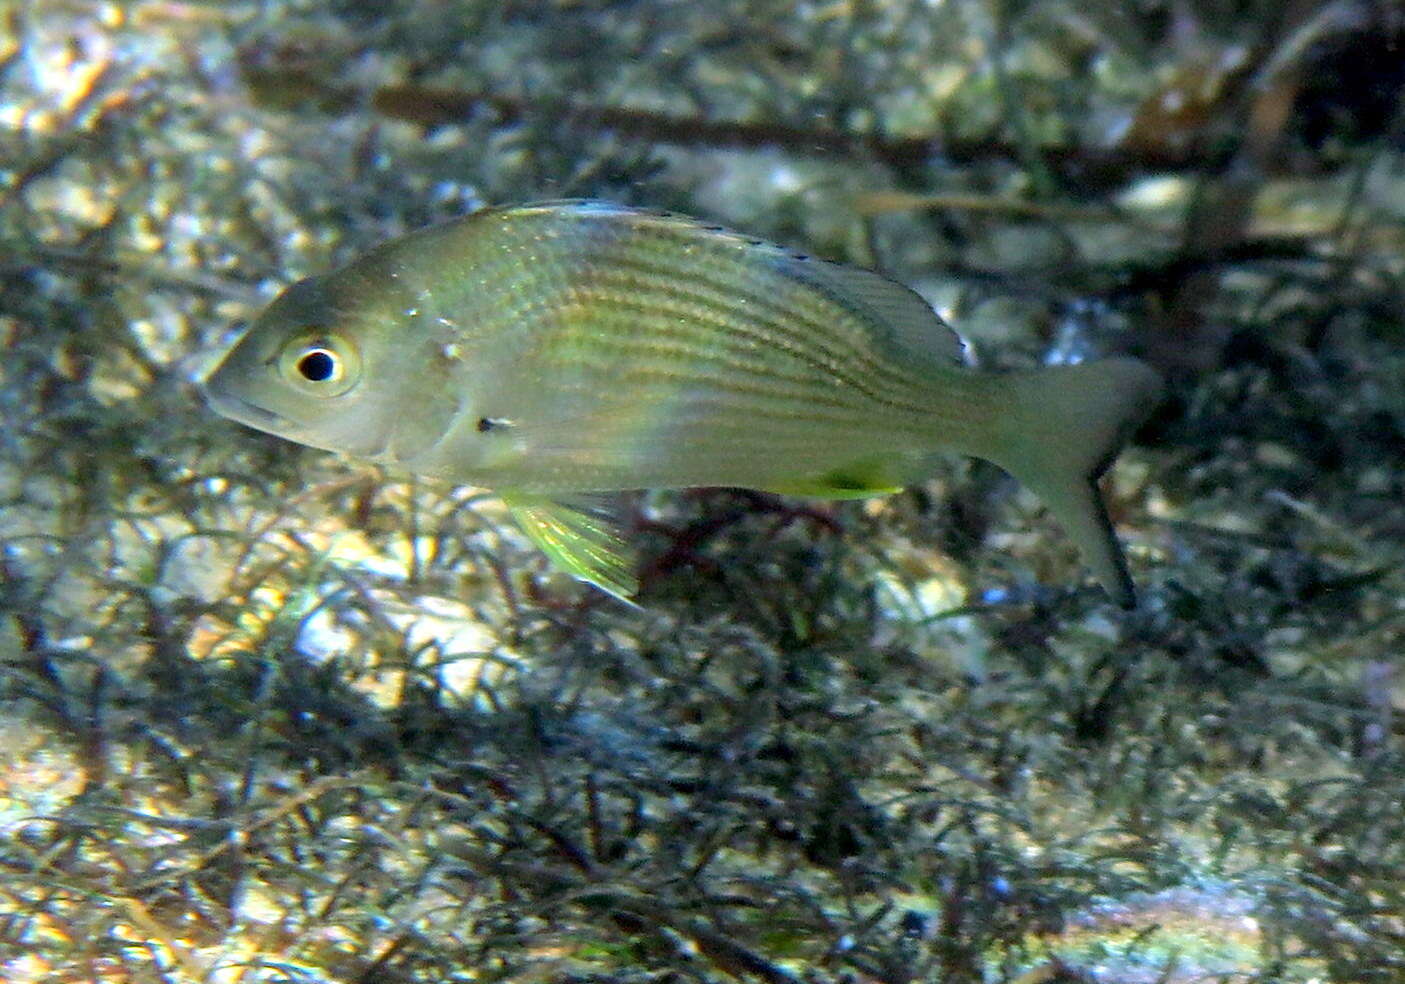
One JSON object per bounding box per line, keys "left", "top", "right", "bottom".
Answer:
{"left": 298, "top": 349, "right": 337, "bottom": 382}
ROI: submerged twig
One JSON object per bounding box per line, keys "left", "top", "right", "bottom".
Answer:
{"left": 241, "top": 70, "right": 1352, "bottom": 192}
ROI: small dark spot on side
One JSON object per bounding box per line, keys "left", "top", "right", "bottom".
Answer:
{"left": 476, "top": 417, "right": 498, "bottom": 433}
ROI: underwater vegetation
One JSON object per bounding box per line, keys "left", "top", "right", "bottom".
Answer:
{"left": 2, "top": 1, "right": 1404, "bottom": 982}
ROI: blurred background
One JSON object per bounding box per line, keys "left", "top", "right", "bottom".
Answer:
{"left": 2, "top": 1, "right": 1404, "bottom": 980}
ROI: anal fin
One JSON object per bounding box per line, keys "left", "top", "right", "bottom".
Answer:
{"left": 764, "top": 458, "right": 904, "bottom": 500}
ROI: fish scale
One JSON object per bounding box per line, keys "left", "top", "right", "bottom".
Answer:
{"left": 544, "top": 272, "right": 936, "bottom": 417}
{"left": 574, "top": 240, "right": 936, "bottom": 389}
{"left": 460, "top": 207, "right": 934, "bottom": 410}
{"left": 544, "top": 296, "right": 879, "bottom": 410}
{"left": 204, "top": 199, "right": 1162, "bottom": 606}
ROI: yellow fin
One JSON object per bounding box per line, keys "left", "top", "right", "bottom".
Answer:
{"left": 764, "top": 460, "right": 904, "bottom": 500}
{"left": 503, "top": 493, "right": 639, "bottom": 605}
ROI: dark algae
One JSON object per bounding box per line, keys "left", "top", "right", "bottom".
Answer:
{"left": 1, "top": 2, "right": 1403, "bottom": 982}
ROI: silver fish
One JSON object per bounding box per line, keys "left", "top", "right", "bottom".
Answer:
{"left": 205, "top": 200, "right": 1162, "bottom": 605}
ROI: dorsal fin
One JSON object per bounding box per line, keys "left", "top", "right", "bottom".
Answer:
{"left": 776, "top": 254, "right": 964, "bottom": 367}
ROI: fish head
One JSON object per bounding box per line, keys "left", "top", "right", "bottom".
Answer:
{"left": 203, "top": 270, "right": 455, "bottom": 464}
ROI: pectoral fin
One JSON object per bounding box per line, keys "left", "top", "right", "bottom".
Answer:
{"left": 502, "top": 493, "right": 639, "bottom": 605}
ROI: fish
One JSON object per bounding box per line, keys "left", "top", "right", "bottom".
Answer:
{"left": 203, "top": 200, "right": 1163, "bottom": 607}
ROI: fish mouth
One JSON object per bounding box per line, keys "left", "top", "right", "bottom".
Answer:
{"left": 202, "top": 382, "right": 288, "bottom": 432}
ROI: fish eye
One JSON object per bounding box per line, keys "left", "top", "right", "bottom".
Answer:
{"left": 297, "top": 348, "right": 338, "bottom": 382}
{"left": 279, "top": 331, "right": 361, "bottom": 397}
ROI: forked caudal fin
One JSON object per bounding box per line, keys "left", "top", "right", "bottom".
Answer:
{"left": 979, "top": 357, "right": 1163, "bottom": 608}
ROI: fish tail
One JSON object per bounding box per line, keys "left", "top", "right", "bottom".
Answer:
{"left": 975, "top": 357, "right": 1163, "bottom": 607}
